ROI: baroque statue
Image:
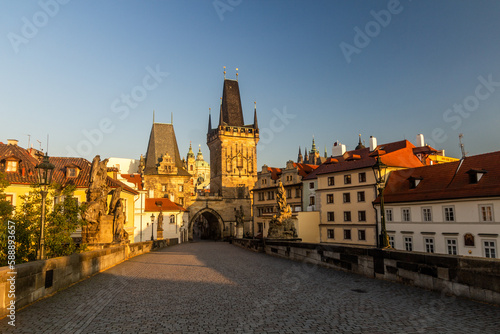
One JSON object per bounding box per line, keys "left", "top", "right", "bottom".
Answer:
{"left": 267, "top": 180, "right": 297, "bottom": 239}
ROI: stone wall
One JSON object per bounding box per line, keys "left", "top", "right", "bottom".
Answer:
{"left": 232, "top": 238, "right": 500, "bottom": 305}
{"left": 0, "top": 240, "right": 176, "bottom": 319}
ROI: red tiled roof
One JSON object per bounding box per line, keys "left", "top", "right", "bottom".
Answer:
{"left": 120, "top": 173, "right": 144, "bottom": 190}
{"left": 376, "top": 151, "right": 500, "bottom": 203}
{"left": 304, "top": 140, "right": 427, "bottom": 180}
{"left": 0, "top": 143, "right": 138, "bottom": 195}
{"left": 144, "top": 198, "right": 187, "bottom": 212}
{"left": 293, "top": 163, "right": 318, "bottom": 178}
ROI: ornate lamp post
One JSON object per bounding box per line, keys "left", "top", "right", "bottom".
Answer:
{"left": 372, "top": 156, "right": 391, "bottom": 249}
{"left": 150, "top": 213, "right": 155, "bottom": 241}
{"left": 35, "top": 154, "right": 55, "bottom": 260}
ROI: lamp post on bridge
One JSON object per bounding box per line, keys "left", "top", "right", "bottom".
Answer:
{"left": 35, "top": 154, "right": 55, "bottom": 260}
{"left": 372, "top": 155, "right": 391, "bottom": 249}
{"left": 150, "top": 213, "right": 155, "bottom": 241}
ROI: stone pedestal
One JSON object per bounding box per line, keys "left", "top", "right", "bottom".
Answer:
{"left": 236, "top": 225, "right": 244, "bottom": 238}
{"left": 97, "top": 215, "right": 114, "bottom": 244}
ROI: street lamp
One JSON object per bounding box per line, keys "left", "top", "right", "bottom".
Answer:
{"left": 150, "top": 213, "right": 155, "bottom": 241}
{"left": 372, "top": 155, "right": 391, "bottom": 249}
{"left": 35, "top": 153, "right": 55, "bottom": 260}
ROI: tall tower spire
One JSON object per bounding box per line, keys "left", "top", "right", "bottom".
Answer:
{"left": 208, "top": 108, "right": 212, "bottom": 132}
{"left": 297, "top": 146, "right": 303, "bottom": 164}
{"left": 355, "top": 134, "right": 366, "bottom": 150}
{"left": 253, "top": 101, "right": 258, "bottom": 129}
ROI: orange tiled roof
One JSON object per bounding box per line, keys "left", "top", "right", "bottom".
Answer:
{"left": 120, "top": 173, "right": 144, "bottom": 190}
{"left": 376, "top": 151, "right": 500, "bottom": 203}
{"left": 144, "top": 198, "right": 187, "bottom": 212}
{"left": 0, "top": 143, "right": 138, "bottom": 195}
{"left": 304, "top": 140, "right": 428, "bottom": 180}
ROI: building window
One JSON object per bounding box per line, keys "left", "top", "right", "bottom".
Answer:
{"left": 358, "top": 172, "right": 366, "bottom": 183}
{"left": 357, "top": 191, "right": 365, "bottom": 202}
{"left": 326, "top": 194, "right": 334, "bottom": 204}
{"left": 402, "top": 208, "right": 411, "bottom": 222}
{"left": 385, "top": 209, "right": 393, "bottom": 222}
{"left": 309, "top": 182, "right": 314, "bottom": 189}
{"left": 162, "top": 184, "right": 167, "bottom": 192}
{"left": 443, "top": 206, "right": 455, "bottom": 222}
{"left": 344, "top": 211, "right": 351, "bottom": 222}
{"left": 327, "top": 229, "right": 334, "bottom": 239}
{"left": 446, "top": 238, "right": 458, "bottom": 255}
{"left": 287, "top": 189, "right": 292, "bottom": 198}
{"left": 389, "top": 235, "right": 395, "bottom": 248}
{"left": 170, "top": 215, "right": 176, "bottom": 224}
{"left": 424, "top": 237, "right": 435, "bottom": 253}
{"left": 422, "top": 207, "right": 432, "bottom": 222}
{"left": 358, "top": 211, "right": 366, "bottom": 222}
{"left": 67, "top": 168, "right": 78, "bottom": 178}
{"left": 268, "top": 191, "right": 275, "bottom": 200}
{"left": 484, "top": 240, "right": 497, "bottom": 258}
{"left": 258, "top": 192, "right": 264, "bottom": 201}
{"left": 178, "top": 198, "right": 184, "bottom": 206}
{"left": 309, "top": 196, "right": 315, "bottom": 206}
{"left": 479, "top": 205, "right": 493, "bottom": 222}
{"left": 344, "top": 174, "right": 351, "bottom": 184}
{"left": 258, "top": 223, "right": 263, "bottom": 233}
{"left": 261, "top": 179, "right": 267, "bottom": 185}
{"left": 404, "top": 236, "right": 413, "bottom": 251}
{"left": 5, "top": 160, "right": 18, "bottom": 172}
{"left": 343, "top": 193, "right": 350, "bottom": 203}
{"left": 328, "top": 177, "right": 334, "bottom": 186}
{"left": 344, "top": 229, "right": 351, "bottom": 240}
{"left": 179, "top": 184, "right": 184, "bottom": 192}
{"left": 295, "top": 188, "right": 301, "bottom": 198}
{"left": 358, "top": 230, "right": 366, "bottom": 241}
{"left": 5, "top": 194, "right": 13, "bottom": 205}
{"left": 327, "top": 212, "right": 334, "bottom": 222}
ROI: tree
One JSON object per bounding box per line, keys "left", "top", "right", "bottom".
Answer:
{"left": 0, "top": 172, "right": 14, "bottom": 266}
{"left": 0, "top": 183, "right": 85, "bottom": 266}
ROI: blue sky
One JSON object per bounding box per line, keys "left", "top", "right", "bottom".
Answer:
{"left": 2, "top": 0, "right": 500, "bottom": 168}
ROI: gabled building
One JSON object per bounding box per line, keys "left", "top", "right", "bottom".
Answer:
{"left": 0, "top": 140, "right": 138, "bottom": 242}
{"left": 141, "top": 122, "right": 194, "bottom": 208}
{"left": 303, "top": 135, "right": 456, "bottom": 247}
{"left": 253, "top": 160, "right": 318, "bottom": 239}
{"left": 375, "top": 150, "right": 500, "bottom": 258}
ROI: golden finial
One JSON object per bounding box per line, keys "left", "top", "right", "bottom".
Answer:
{"left": 223, "top": 66, "right": 226, "bottom": 79}
{"left": 236, "top": 67, "right": 239, "bottom": 81}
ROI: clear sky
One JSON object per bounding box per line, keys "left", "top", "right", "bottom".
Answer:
{"left": 2, "top": 0, "right": 500, "bottom": 168}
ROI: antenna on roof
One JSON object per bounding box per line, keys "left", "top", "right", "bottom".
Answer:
{"left": 26, "top": 134, "right": 31, "bottom": 149}
{"left": 236, "top": 68, "right": 238, "bottom": 81}
{"left": 223, "top": 66, "right": 226, "bottom": 79}
{"left": 459, "top": 133, "right": 467, "bottom": 159}
{"left": 37, "top": 139, "right": 42, "bottom": 151}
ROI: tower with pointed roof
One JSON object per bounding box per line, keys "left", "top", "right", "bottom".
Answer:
{"left": 142, "top": 121, "right": 193, "bottom": 207}
{"left": 297, "top": 146, "right": 303, "bottom": 164}
{"left": 207, "top": 77, "right": 259, "bottom": 198}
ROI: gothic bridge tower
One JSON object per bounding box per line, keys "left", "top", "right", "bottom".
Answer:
{"left": 207, "top": 78, "right": 259, "bottom": 198}
{"left": 187, "top": 75, "right": 259, "bottom": 240}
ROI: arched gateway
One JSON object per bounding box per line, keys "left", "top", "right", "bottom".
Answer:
{"left": 189, "top": 208, "right": 224, "bottom": 241}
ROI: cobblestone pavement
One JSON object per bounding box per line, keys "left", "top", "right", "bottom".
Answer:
{"left": 2, "top": 242, "right": 500, "bottom": 333}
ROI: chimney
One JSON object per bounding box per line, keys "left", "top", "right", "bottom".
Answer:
{"left": 331, "top": 141, "right": 346, "bottom": 156}
{"left": 369, "top": 136, "right": 377, "bottom": 151}
{"left": 7, "top": 139, "right": 18, "bottom": 146}
{"left": 416, "top": 134, "right": 425, "bottom": 147}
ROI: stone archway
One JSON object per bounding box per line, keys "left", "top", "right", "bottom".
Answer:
{"left": 189, "top": 208, "right": 224, "bottom": 241}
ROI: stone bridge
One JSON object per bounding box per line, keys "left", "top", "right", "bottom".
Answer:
{"left": 1, "top": 241, "right": 499, "bottom": 333}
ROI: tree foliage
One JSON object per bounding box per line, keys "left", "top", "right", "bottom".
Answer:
{"left": 0, "top": 182, "right": 85, "bottom": 266}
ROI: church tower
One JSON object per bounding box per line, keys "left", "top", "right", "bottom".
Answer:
{"left": 207, "top": 77, "right": 259, "bottom": 198}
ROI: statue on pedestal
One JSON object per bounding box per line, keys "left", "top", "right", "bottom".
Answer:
{"left": 267, "top": 180, "right": 297, "bottom": 239}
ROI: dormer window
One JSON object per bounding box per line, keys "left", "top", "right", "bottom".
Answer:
{"left": 65, "top": 164, "right": 80, "bottom": 178}
{"left": 5, "top": 160, "right": 18, "bottom": 172}
{"left": 467, "top": 169, "right": 487, "bottom": 184}
{"left": 409, "top": 177, "right": 423, "bottom": 189}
